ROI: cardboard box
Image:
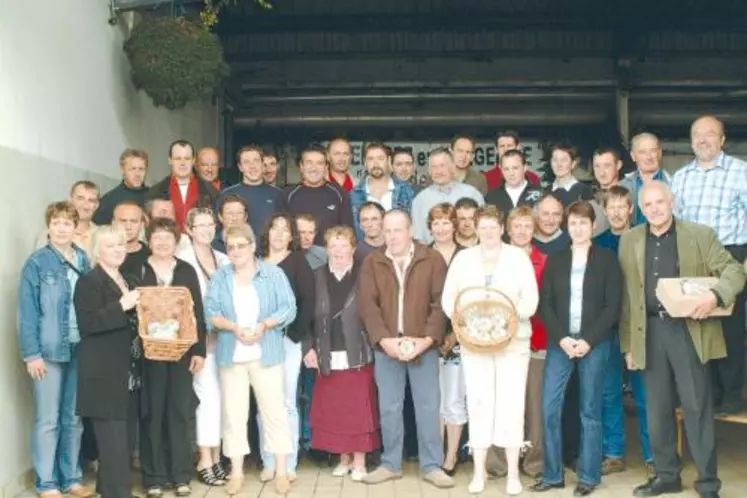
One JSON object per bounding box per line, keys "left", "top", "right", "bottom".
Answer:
{"left": 655, "top": 277, "right": 734, "bottom": 318}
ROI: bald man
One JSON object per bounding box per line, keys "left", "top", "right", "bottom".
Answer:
{"left": 671, "top": 115, "right": 747, "bottom": 416}
{"left": 620, "top": 133, "right": 672, "bottom": 227}
{"left": 196, "top": 147, "right": 222, "bottom": 191}
{"left": 619, "top": 181, "right": 744, "bottom": 498}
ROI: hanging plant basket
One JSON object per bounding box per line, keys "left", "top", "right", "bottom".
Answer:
{"left": 124, "top": 16, "right": 230, "bottom": 110}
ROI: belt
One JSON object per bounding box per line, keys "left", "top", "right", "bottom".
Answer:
{"left": 647, "top": 310, "right": 672, "bottom": 319}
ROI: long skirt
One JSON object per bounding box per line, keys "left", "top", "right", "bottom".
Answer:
{"left": 310, "top": 365, "right": 380, "bottom": 454}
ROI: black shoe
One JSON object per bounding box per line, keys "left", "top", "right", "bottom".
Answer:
{"left": 531, "top": 480, "right": 565, "bottom": 492}
{"left": 574, "top": 483, "right": 596, "bottom": 496}
{"left": 441, "top": 462, "right": 459, "bottom": 477}
{"left": 633, "top": 477, "right": 683, "bottom": 497}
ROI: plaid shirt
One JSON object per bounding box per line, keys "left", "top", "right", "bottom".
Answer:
{"left": 671, "top": 152, "right": 747, "bottom": 246}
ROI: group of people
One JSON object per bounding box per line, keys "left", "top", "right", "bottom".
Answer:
{"left": 18, "top": 114, "right": 746, "bottom": 498}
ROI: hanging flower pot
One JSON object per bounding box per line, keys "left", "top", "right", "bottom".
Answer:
{"left": 124, "top": 16, "right": 230, "bottom": 110}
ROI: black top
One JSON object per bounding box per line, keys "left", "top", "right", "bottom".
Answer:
{"left": 645, "top": 221, "right": 679, "bottom": 315}
{"left": 121, "top": 243, "right": 150, "bottom": 279}
{"left": 534, "top": 231, "right": 571, "bottom": 256}
{"left": 551, "top": 181, "right": 594, "bottom": 208}
{"left": 217, "top": 183, "right": 284, "bottom": 242}
{"left": 485, "top": 183, "right": 544, "bottom": 217}
{"left": 539, "top": 245, "right": 622, "bottom": 347}
{"left": 74, "top": 266, "right": 138, "bottom": 419}
{"left": 356, "top": 240, "right": 382, "bottom": 259}
{"left": 282, "top": 182, "right": 355, "bottom": 246}
{"left": 93, "top": 182, "right": 150, "bottom": 225}
{"left": 278, "top": 251, "right": 316, "bottom": 343}
{"left": 139, "top": 257, "right": 207, "bottom": 358}
{"left": 326, "top": 265, "right": 358, "bottom": 352}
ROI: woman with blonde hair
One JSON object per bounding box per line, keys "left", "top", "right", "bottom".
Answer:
{"left": 427, "top": 203, "right": 466, "bottom": 476}
{"left": 176, "top": 207, "right": 230, "bottom": 486}
{"left": 441, "top": 204, "right": 539, "bottom": 496}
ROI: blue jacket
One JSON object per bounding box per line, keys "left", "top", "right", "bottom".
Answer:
{"left": 204, "top": 261, "right": 297, "bottom": 368}
{"left": 18, "top": 244, "right": 91, "bottom": 362}
{"left": 350, "top": 175, "right": 415, "bottom": 240}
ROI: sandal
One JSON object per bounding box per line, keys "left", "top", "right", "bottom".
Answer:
{"left": 198, "top": 466, "right": 225, "bottom": 486}
{"left": 213, "top": 461, "right": 229, "bottom": 481}
{"left": 174, "top": 483, "right": 191, "bottom": 497}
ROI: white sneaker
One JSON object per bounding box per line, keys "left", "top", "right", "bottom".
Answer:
{"left": 332, "top": 463, "right": 351, "bottom": 477}
{"left": 259, "top": 468, "right": 274, "bottom": 482}
{"left": 468, "top": 477, "right": 485, "bottom": 494}
{"left": 350, "top": 468, "right": 367, "bottom": 482}
{"left": 506, "top": 478, "right": 523, "bottom": 496}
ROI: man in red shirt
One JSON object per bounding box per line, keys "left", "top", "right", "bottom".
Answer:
{"left": 326, "top": 137, "right": 358, "bottom": 192}
{"left": 483, "top": 130, "right": 541, "bottom": 190}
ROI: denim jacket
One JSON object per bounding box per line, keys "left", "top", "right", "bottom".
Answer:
{"left": 350, "top": 175, "right": 415, "bottom": 240}
{"left": 18, "top": 244, "right": 91, "bottom": 362}
{"left": 204, "top": 261, "right": 297, "bottom": 368}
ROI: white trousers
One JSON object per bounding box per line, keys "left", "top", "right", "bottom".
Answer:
{"left": 439, "top": 359, "right": 468, "bottom": 425}
{"left": 193, "top": 351, "right": 221, "bottom": 447}
{"left": 461, "top": 347, "right": 530, "bottom": 449}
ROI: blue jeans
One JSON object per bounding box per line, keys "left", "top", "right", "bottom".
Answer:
{"left": 602, "top": 336, "right": 625, "bottom": 459}
{"left": 542, "top": 340, "right": 610, "bottom": 487}
{"left": 630, "top": 371, "right": 653, "bottom": 463}
{"left": 32, "top": 359, "right": 83, "bottom": 492}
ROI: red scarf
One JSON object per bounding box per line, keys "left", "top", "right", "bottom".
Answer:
{"left": 169, "top": 175, "right": 199, "bottom": 231}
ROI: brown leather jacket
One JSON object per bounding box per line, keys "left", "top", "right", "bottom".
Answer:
{"left": 357, "top": 242, "right": 447, "bottom": 347}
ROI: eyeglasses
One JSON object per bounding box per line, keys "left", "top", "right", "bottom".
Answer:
{"left": 192, "top": 223, "right": 216, "bottom": 230}
{"left": 227, "top": 241, "right": 253, "bottom": 252}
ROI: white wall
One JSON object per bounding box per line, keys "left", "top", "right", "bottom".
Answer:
{"left": 0, "top": 2, "right": 219, "bottom": 495}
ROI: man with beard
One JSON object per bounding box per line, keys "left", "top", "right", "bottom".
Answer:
{"left": 263, "top": 150, "right": 280, "bottom": 186}
{"left": 350, "top": 142, "right": 414, "bottom": 240}
{"left": 392, "top": 148, "right": 423, "bottom": 194}
{"left": 327, "top": 137, "right": 357, "bottom": 192}
{"left": 451, "top": 134, "right": 488, "bottom": 195}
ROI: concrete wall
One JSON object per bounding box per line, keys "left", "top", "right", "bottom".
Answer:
{"left": 0, "top": 2, "right": 219, "bottom": 496}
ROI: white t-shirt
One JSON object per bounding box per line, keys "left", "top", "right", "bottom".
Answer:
{"left": 232, "top": 280, "right": 262, "bottom": 363}
{"left": 506, "top": 181, "right": 528, "bottom": 207}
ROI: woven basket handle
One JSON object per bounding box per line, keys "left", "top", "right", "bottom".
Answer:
{"left": 454, "top": 286, "right": 518, "bottom": 316}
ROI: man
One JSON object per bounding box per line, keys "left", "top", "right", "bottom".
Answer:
{"left": 392, "top": 148, "right": 422, "bottom": 194}
{"left": 455, "top": 198, "right": 480, "bottom": 247}
{"left": 533, "top": 194, "right": 570, "bottom": 255}
{"left": 148, "top": 140, "right": 218, "bottom": 231}
{"left": 621, "top": 133, "right": 671, "bottom": 227}
{"left": 350, "top": 142, "right": 414, "bottom": 240}
{"left": 671, "top": 115, "right": 747, "bottom": 416}
{"left": 357, "top": 202, "right": 385, "bottom": 257}
{"left": 295, "top": 214, "right": 327, "bottom": 271}
{"left": 485, "top": 149, "right": 543, "bottom": 217}
{"left": 451, "top": 135, "right": 488, "bottom": 195}
{"left": 619, "top": 181, "right": 745, "bottom": 498}
{"left": 358, "top": 210, "right": 454, "bottom": 489}
{"left": 196, "top": 147, "right": 221, "bottom": 191}
{"left": 218, "top": 145, "right": 283, "bottom": 239}
{"left": 326, "top": 137, "right": 357, "bottom": 192}
{"left": 262, "top": 149, "right": 280, "bottom": 186}
{"left": 411, "top": 147, "right": 484, "bottom": 243}
{"left": 593, "top": 186, "right": 654, "bottom": 477}
{"left": 37, "top": 181, "right": 100, "bottom": 258}
{"left": 213, "top": 195, "right": 248, "bottom": 254}
{"left": 112, "top": 201, "right": 150, "bottom": 279}
{"left": 145, "top": 197, "right": 176, "bottom": 222}
{"left": 94, "top": 148, "right": 149, "bottom": 225}
{"left": 283, "top": 144, "right": 354, "bottom": 246}
{"left": 590, "top": 147, "right": 624, "bottom": 236}
{"left": 483, "top": 130, "right": 542, "bottom": 190}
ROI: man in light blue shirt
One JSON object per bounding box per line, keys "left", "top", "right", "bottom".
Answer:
{"left": 619, "top": 132, "right": 671, "bottom": 227}
{"left": 411, "top": 147, "right": 484, "bottom": 243}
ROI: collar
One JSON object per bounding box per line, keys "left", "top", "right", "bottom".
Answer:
{"left": 328, "top": 172, "right": 354, "bottom": 190}
{"left": 646, "top": 218, "right": 677, "bottom": 238}
{"left": 695, "top": 151, "right": 727, "bottom": 170}
{"left": 329, "top": 263, "right": 354, "bottom": 281}
{"left": 385, "top": 242, "right": 415, "bottom": 263}
{"left": 552, "top": 177, "right": 578, "bottom": 191}
{"left": 635, "top": 168, "right": 665, "bottom": 185}
{"left": 431, "top": 181, "right": 456, "bottom": 194}
{"left": 121, "top": 181, "right": 148, "bottom": 192}
{"left": 505, "top": 180, "right": 528, "bottom": 193}
{"left": 534, "top": 229, "right": 564, "bottom": 243}
{"left": 365, "top": 176, "right": 395, "bottom": 194}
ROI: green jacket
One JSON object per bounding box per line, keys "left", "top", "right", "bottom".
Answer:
{"left": 618, "top": 219, "right": 746, "bottom": 370}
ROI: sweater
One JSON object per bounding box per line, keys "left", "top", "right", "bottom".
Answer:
{"left": 94, "top": 182, "right": 150, "bottom": 225}
{"left": 218, "top": 182, "right": 284, "bottom": 240}
{"left": 282, "top": 183, "right": 355, "bottom": 246}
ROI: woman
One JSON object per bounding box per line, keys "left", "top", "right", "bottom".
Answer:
{"left": 303, "top": 226, "right": 379, "bottom": 481}
{"left": 204, "top": 224, "right": 296, "bottom": 495}
{"left": 258, "top": 213, "right": 315, "bottom": 482}
{"left": 75, "top": 225, "right": 141, "bottom": 498}
{"left": 506, "top": 206, "right": 549, "bottom": 478}
{"left": 531, "top": 201, "right": 621, "bottom": 497}
{"left": 549, "top": 142, "right": 594, "bottom": 208}
{"left": 139, "top": 218, "right": 207, "bottom": 498}
{"left": 441, "top": 205, "right": 538, "bottom": 496}
{"left": 18, "top": 201, "right": 94, "bottom": 498}
{"left": 427, "top": 203, "right": 466, "bottom": 476}
{"left": 175, "top": 208, "right": 230, "bottom": 486}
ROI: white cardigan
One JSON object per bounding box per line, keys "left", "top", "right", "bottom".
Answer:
{"left": 441, "top": 244, "right": 539, "bottom": 354}
{"left": 175, "top": 236, "right": 230, "bottom": 297}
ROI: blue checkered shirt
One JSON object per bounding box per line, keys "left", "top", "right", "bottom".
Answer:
{"left": 671, "top": 152, "right": 747, "bottom": 246}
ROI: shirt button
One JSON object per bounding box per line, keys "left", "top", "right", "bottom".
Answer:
{"left": 654, "top": 272, "right": 658, "bottom": 277}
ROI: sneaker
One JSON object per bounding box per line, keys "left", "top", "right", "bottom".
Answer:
{"left": 601, "top": 457, "right": 626, "bottom": 475}
{"left": 361, "top": 466, "right": 403, "bottom": 485}
{"left": 350, "top": 468, "right": 367, "bottom": 482}
{"left": 506, "top": 478, "right": 523, "bottom": 496}
{"left": 468, "top": 477, "right": 485, "bottom": 494}
{"left": 422, "top": 469, "right": 455, "bottom": 489}
{"left": 259, "top": 468, "right": 275, "bottom": 482}
{"left": 332, "top": 463, "right": 351, "bottom": 477}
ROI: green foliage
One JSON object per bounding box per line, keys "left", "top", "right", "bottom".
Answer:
{"left": 124, "top": 17, "right": 230, "bottom": 110}
{"left": 201, "top": 0, "right": 272, "bottom": 28}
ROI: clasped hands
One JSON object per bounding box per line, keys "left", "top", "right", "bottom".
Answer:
{"left": 559, "top": 337, "right": 591, "bottom": 359}
{"left": 232, "top": 321, "right": 267, "bottom": 346}
{"left": 380, "top": 336, "right": 433, "bottom": 362}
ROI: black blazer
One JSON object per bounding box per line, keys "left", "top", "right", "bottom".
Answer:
{"left": 279, "top": 250, "right": 316, "bottom": 343}
{"left": 139, "top": 258, "right": 207, "bottom": 358}
{"left": 539, "top": 245, "right": 621, "bottom": 348}
{"left": 148, "top": 174, "right": 218, "bottom": 209}
{"left": 74, "top": 266, "right": 137, "bottom": 419}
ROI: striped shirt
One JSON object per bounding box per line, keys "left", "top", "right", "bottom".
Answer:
{"left": 671, "top": 152, "right": 747, "bottom": 246}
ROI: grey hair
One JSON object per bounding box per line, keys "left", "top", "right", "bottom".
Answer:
{"left": 630, "top": 132, "right": 660, "bottom": 151}
{"left": 225, "top": 223, "right": 256, "bottom": 245}
{"left": 637, "top": 180, "right": 673, "bottom": 209}
{"left": 91, "top": 225, "right": 127, "bottom": 266}
{"left": 428, "top": 146, "right": 454, "bottom": 163}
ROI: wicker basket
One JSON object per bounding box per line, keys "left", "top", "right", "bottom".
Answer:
{"left": 452, "top": 287, "right": 519, "bottom": 353}
{"left": 136, "top": 286, "right": 197, "bottom": 362}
